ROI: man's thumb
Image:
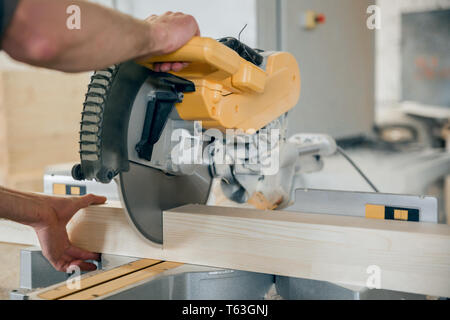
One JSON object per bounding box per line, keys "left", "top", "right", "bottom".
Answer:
{"left": 80, "top": 194, "right": 107, "bottom": 208}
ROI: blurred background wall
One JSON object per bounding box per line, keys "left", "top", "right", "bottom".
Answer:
{"left": 0, "top": 55, "right": 90, "bottom": 192}
{"left": 96, "top": 0, "right": 258, "bottom": 46}
{"left": 376, "top": 0, "right": 450, "bottom": 107}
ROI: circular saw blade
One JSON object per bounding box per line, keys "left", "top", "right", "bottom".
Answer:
{"left": 74, "top": 61, "right": 212, "bottom": 244}
{"left": 117, "top": 161, "right": 211, "bottom": 244}
{"left": 117, "top": 63, "right": 211, "bottom": 245}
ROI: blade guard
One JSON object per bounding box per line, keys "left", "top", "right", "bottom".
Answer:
{"left": 71, "top": 63, "right": 194, "bottom": 183}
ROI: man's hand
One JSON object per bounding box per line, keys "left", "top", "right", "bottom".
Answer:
{"left": 145, "top": 12, "right": 200, "bottom": 73}
{"left": 2, "top": 0, "right": 200, "bottom": 72}
{"left": 32, "top": 194, "right": 106, "bottom": 272}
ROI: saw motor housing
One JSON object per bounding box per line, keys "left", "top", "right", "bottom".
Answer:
{"left": 137, "top": 37, "right": 301, "bottom": 132}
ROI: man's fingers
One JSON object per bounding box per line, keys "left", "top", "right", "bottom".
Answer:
{"left": 70, "top": 260, "right": 98, "bottom": 272}
{"left": 170, "top": 62, "right": 185, "bottom": 72}
{"left": 68, "top": 194, "right": 106, "bottom": 216}
{"left": 80, "top": 194, "right": 107, "bottom": 208}
{"left": 159, "top": 62, "right": 172, "bottom": 72}
{"left": 154, "top": 62, "right": 167, "bottom": 72}
{"left": 67, "top": 245, "right": 100, "bottom": 261}
{"left": 52, "top": 253, "right": 74, "bottom": 272}
{"left": 154, "top": 62, "right": 189, "bottom": 72}
{"left": 88, "top": 194, "right": 107, "bottom": 205}
{"left": 186, "top": 14, "right": 200, "bottom": 36}
{"left": 194, "top": 25, "right": 201, "bottom": 36}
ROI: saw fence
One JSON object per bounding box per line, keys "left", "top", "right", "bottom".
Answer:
{"left": 1, "top": 201, "right": 449, "bottom": 297}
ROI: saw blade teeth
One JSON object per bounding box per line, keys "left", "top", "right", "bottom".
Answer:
{"left": 88, "top": 86, "right": 107, "bottom": 96}
{"left": 81, "top": 134, "right": 98, "bottom": 143}
{"left": 81, "top": 154, "right": 99, "bottom": 161}
{"left": 95, "top": 69, "right": 114, "bottom": 77}
{"left": 78, "top": 64, "right": 118, "bottom": 170}
{"left": 81, "top": 124, "right": 99, "bottom": 133}
{"left": 90, "top": 78, "right": 109, "bottom": 87}
{"left": 82, "top": 114, "right": 100, "bottom": 124}
{"left": 83, "top": 105, "right": 102, "bottom": 113}
{"left": 80, "top": 143, "right": 99, "bottom": 152}
{"left": 85, "top": 97, "right": 104, "bottom": 105}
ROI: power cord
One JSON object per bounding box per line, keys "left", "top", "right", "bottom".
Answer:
{"left": 336, "top": 146, "right": 380, "bottom": 193}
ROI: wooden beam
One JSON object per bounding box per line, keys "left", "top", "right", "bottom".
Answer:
{"left": 0, "top": 219, "right": 38, "bottom": 246}
{"left": 1, "top": 202, "right": 449, "bottom": 297}
{"left": 68, "top": 202, "right": 450, "bottom": 297}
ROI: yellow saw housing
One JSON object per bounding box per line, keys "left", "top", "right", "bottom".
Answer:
{"left": 138, "top": 37, "right": 300, "bottom": 132}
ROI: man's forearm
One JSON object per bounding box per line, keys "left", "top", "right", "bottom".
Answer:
{"left": 2, "top": 0, "right": 152, "bottom": 72}
{"left": 0, "top": 185, "right": 106, "bottom": 271}
{"left": 0, "top": 186, "right": 47, "bottom": 228}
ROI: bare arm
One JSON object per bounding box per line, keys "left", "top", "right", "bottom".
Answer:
{"left": 0, "top": 1, "right": 201, "bottom": 272}
{"left": 0, "top": 186, "right": 106, "bottom": 271}
{"left": 1, "top": 0, "right": 200, "bottom": 72}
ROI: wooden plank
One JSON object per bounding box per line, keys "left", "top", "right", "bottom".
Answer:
{"left": 0, "top": 219, "right": 39, "bottom": 246}
{"left": 163, "top": 205, "right": 450, "bottom": 297}
{"left": 61, "top": 261, "right": 182, "bottom": 300}
{"left": 1, "top": 202, "right": 449, "bottom": 297}
{"left": 38, "top": 258, "right": 161, "bottom": 300}
{"left": 64, "top": 202, "right": 450, "bottom": 297}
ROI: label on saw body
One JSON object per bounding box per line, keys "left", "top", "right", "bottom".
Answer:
{"left": 53, "top": 183, "right": 87, "bottom": 196}
{"left": 365, "top": 204, "right": 419, "bottom": 222}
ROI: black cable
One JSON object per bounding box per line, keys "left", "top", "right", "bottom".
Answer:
{"left": 336, "top": 146, "right": 380, "bottom": 193}
{"left": 238, "top": 24, "right": 248, "bottom": 41}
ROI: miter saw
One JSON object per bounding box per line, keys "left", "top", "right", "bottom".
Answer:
{"left": 70, "top": 36, "right": 337, "bottom": 244}
{"left": 11, "top": 37, "right": 440, "bottom": 301}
